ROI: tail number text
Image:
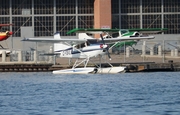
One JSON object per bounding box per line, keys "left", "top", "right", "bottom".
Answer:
{"left": 61, "top": 50, "right": 71, "bottom": 56}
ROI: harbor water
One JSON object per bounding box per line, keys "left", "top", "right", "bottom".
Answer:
{"left": 0, "top": 72, "right": 180, "bottom": 115}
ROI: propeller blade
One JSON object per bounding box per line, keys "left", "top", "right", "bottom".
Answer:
{"left": 107, "top": 50, "right": 111, "bottom": 60}
{"left": 100, "top": 34, "right": 111, "bottom": 60}
{"left": 100, "top": 34, "right": 105, "bottom": 45}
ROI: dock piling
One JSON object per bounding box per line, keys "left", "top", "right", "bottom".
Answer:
{"left": 2, "top": 51, "right": 6, "bottom": 62}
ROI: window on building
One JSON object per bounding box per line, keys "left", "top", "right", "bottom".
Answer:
{"left": 0, "top": 17, "right": 10, "bottom": 24}
{"left": 142, "top": 0, "right": 161, "bottom": 13}
{"left": 142, "top": 15, "right": 161, "bottom": 28}
{"left": 0, "top": 17, "right": 11, "bottom": 32}
{"left": 164, "top": 0, "right": 180, "bottom": 12}
{"left": 78, "top": 16, "right": 94, "bottom": 28}
{"left": 121, "top": 0, "right": 140, "bottom": 13}
{"left": 164, "top": 14, "right": 180, "bottom": 34}
{"left": 34, "top": 16, "right": 53, "bottom": 36}
{"left": 78, "top": 0, "right": 94, "bottom": 14}
{"left": 12, "top": 0, "right": 31, "bottom": 15}
{"left": 121, "top": 15, "right": 140, "bottom": 29}
{"left": 12, "top": 17, "right": 32, "bottom": 37}
{"left": 56, "top": 16, "right": 76, "bottom": 36}
{"left": 56, "top": 0, "right": 76, "bottom": 14}
{"left": 34, "top": 0, "right": 53, "bottom": 14}
{"left": 112, "top": 15, "right": 119, "bottom": 29}
{"left": 0, "top": 1, "right": 9, "bottom": 15}
{"left": 111, "top": 0, "right": 119, "bottom": 14}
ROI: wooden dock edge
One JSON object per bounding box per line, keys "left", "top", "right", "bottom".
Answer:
{"left": 0, "top": 61, "right": 180, "bottom": 72}
{"left": 124, "top": 61, "right": 180, "bottom": 72}
{"left": 0, "top": 63, "right": 53, "bottom": 72}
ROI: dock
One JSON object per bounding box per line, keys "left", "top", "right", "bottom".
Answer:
{"left": 94, "top": 61, "right": 180, "bottom": 73}
{"left": 122, "top": 61, "right": 180, "bottom": 72}
{"left": 0, "top": 63, "right": 53, "bottom": 72}
{"left": 0, "top": 50, "right": 180, "bottom": 73}
{"left": 0, "top": 61, "right": 180, "bottom": 73}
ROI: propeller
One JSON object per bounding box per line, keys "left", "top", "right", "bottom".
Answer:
{"left": 5, "top": 31, "right": 9, "bottom": 36}
{"left": 100, "top": 34, "right": 111, "bottom": 60}
{"left": 5, "top": 31, "right": 13, "bottom": 36}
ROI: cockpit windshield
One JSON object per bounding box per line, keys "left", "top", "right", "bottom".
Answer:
{"left": 112, "top": 29, "right": 129, "bottom": 37}
{"left": 120, "top": 29, "right": 129, "bottom": 35}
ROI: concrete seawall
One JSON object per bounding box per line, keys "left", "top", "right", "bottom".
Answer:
{"left": 1, "top": 50, "right": 180, "bottom": 72}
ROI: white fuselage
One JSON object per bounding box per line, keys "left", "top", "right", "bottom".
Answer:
{"left": 56, "top": 45, "right": 106, "bottom": 58}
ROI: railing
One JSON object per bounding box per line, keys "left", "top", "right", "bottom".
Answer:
{"left": 110, "top": 40, "right": 180, "bottom": 63}
{"left": 0, "top": 50, "right": 54, "bottom": 64}
{"left": 1, "top": 40, "right": 180, "bottom": 64}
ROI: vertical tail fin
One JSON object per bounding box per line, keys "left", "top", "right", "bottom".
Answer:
{"left": 54, "top": 32, "right": 61, "bottom": 39}
{"left": 53, "top": 32, "right": 71, "bottom": 52}
{"left": 78, "top": 33, "right": 94, "bottom": 39}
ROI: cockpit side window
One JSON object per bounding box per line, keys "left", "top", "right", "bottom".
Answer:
{"left": 75, "top": 41, "right": 90, "bottom": 49}
{"left": 112, "top": 33, "right": 119, "bottom": 38}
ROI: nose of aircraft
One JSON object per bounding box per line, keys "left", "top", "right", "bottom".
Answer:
{"left": 100, "top": 44, "right": 108, "bottom": 49}
{"left": 9, "top": 31, "right": 13, "bottom": 35}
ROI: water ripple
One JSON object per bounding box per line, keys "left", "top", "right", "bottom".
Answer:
{"left": 0, "top": 72, "right": 180, "bottom": 115}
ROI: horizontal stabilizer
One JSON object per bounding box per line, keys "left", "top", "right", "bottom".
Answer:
{"left": 39, "top": 53, "right": 58, "bottom": 56}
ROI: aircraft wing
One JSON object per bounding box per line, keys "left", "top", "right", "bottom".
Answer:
{"left": 67, "top": 28, "right": 120, "bottom": 34}
{"left": 0, "top": 24, "right": 13, "bottom": 29}
{"left": 67, "top": 28, "right": 168, "bottom": 34}
{"left": 22, "top": 38, "right": 87, "bottom": 45}
{"left": 128, "top": 28, "right": 168, "bottom": 34}
{"left": 88, "top": 36, "right": 155, "bottom": 44}
{"left": 22, "top": 35, "right": 154, "bottom": 45}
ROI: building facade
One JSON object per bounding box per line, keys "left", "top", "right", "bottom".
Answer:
{"left": 0, "top": 0, "right": 94, "bottom": 37}
{"left": 112, "top": 0, "right": 180, "bottom": 34}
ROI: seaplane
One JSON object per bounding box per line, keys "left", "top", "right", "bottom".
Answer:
{"left": 68, "top": 28, "right": 168, "bottom": 54}
{"left": 22, "top": 28, "right": 156, "bottom": 74}
{"left": 68, "top": 27, "right": 167, "bottom": 43}
{"left": 67, "top": 28, "right": 168, "bottom": 37}
{"left": 0, "top": 24, "right": 13, "bottom": 43}
{"left": 0, "top": 24, "right": 13, "bottom": 55}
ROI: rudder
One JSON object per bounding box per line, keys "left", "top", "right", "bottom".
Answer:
{"left": 53, "top": 32, "right": 71, "bottom": 53}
